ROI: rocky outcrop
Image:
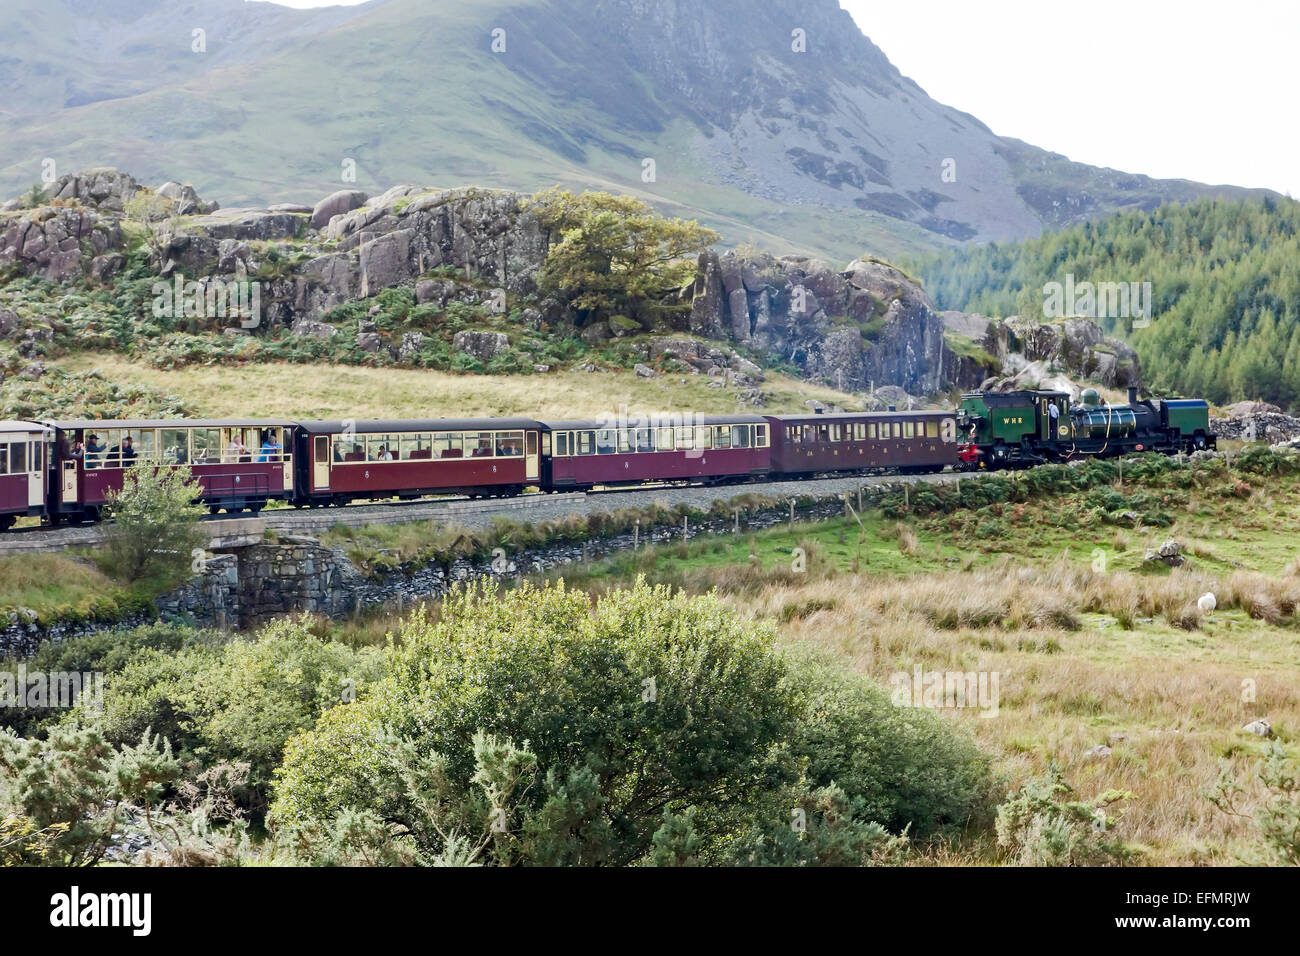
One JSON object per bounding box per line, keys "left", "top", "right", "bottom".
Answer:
{"left": 42, "top": 167, "right": 142, "bottom": 213}
{"left": 681, "top": 251, "right": 962, "bottom": 395}
{"left": 979, "top": 315, "right": 1140, "bottom": 390}
{"left": 0, "top": 204, "right": 125, "bottom": 282}
{"left": 0, "top": 169, "right": 996, "bottom": 397}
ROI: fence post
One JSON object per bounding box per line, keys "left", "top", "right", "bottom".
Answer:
{"left": 634, "top": 519, "right": 639, "bottom": 551}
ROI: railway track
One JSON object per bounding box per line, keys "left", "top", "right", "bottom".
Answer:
{"left": 0, "top": 471, "right": 957, "bottom": 557}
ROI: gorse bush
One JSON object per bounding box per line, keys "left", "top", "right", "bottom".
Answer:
{"left": 96, "top": 617, "right": 384, "bottom": 815}
{"left": 995, "top": 767, "right": 1137, "bottom": 866}
{"left": 270, "top": 579, "right": 996, "bottom": 865}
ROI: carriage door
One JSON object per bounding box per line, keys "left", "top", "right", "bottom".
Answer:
{"left": 61, "top": 435, "right": 78, "bottom": 505}
{"left": 28, "top": 437, "right": 44, "bottom": 508}
{"left": 1040, "top": 398, "right": 1052, "bottom": 441}
{"left": 525, "top": 431, "right": 539, "bottom": 482}
{"left": 313, "top": 436, "right": 330, "bottom": 490}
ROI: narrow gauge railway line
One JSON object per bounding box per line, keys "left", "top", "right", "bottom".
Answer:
{"left": 0, "top": 471, "right": 955, "bottom": 556}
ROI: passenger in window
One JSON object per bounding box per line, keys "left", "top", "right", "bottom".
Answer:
{"left": 224, "top": 434, "right": 248, "bottom": 462}
{"left": 259, "top": 432, "right": 282, "bottom": 462}
{"left": 69, "top": 440, "right": 85, "bottom": 463}
{"left": 376, "top": 445, "right": 395, "bottom": 461}
{"left": 113, "top": 436, "right": 137, "bottom": 466}
{"left": 85, "top": 434, "right": 104, "bottom": 469}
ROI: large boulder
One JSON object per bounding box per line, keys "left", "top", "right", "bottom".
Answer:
{"left": 452, "top": 330, "right": 509, "bottom": 362}
{"left": 310, "top": 189, "right": 369, "bottom": 231}
{"left": 155, "top": 181, "right": 219, "bottom": 216}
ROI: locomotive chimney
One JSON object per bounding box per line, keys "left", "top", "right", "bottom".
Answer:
{"left": 1127, "top": 386, "right": 1139, "bottom": 405}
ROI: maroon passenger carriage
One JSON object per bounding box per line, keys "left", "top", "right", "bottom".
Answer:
{"left": 293, "top": 418, "right": 543, "bottom": 504}
{"left": 538, "top": 414, "right": 771, "bottom": 490}
{"left": 47, "top": 419, "right": 296, "bottom": 521}
{"left": 0, "top": 421, "right": 52, "bottom": 530}
{"left": 766, "top": 410, "right": 959, "bottom": 477}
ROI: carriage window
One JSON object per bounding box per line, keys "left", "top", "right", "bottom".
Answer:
{"left": 829, "top": 424, "right": 841, "bottom": 442}
{"left": 496, "top": 431, "right": 524, "bottom": 456}
{"left": 554, "top": 432, "right": 569, "bottom": 457}
{"left": 364, "top": 435, "right": 394, "bottom": 461}
{"left": 185, "top": 428, "right": 216, "bottom": 463}
{"left": 694, "top": 426, "right": 713, "bottom": 451}
{"left": 431, "top": 433, "right": 462, "bottom": 459}
{"left": 892, "top": 422, "right": 902, "bottom": 438}
{"left": 816, "top": 425, "right": 829, "bottom": 443}
{"left": 657, "top": 428, "right": 675, "bottom": 451}
{"left": 468, "top": 433, "right": 495, "bottom": 458}
{"left": 6, "top": 442, "right": 23, "bottom": 474}
{"left": 714, "top": 426, "right": 731, "bottom": 449}
{"left": 731, "top": 425, "right": 752, "bottom": 448}
{"left": 756, "top": 424, "right": 769, "bottom": 448}
{"left": 676, "top": 427, "right": 694, "bottom": 451}
{"left": 124, "top": 429, "right": 156, "bottom": 462}
{"left": 401, "top": 433, "right": 432, "bottom": 460}
{"left": 576, "top": 431, "right": 596, "bottom": 456}
{"left": 595, "top": 429, "right": 616, "bottom": 454}
{"left": 634, "top": 429, "right": 654, "bottom": 453}
{"left": 903, "top": 421, "right": 914, "bottom": 439}
{"left": 617, "top": 430, "right": 633, "bottom": 454}
{"left": 926, "top": 421, "right": 939, "bottom": 439}
{"left": 97, "top": 429, "right": 125, "bottom": 468}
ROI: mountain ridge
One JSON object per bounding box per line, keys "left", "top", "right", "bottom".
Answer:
{"left": 0, "top": 0, "right": 1278, "bottom": 262}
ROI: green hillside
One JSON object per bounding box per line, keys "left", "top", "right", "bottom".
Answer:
{"left": 0, "top": 0, "right": 1276, "bottom": 264}
{"left": 912, "top": 197, "right": 1300, "bottom": 410}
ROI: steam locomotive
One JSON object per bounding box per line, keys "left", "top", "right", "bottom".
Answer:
{"left": 957, "top": 386, "right": 1215, "bottom": 470}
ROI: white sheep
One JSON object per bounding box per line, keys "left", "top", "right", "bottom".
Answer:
{"left": 1197, "top": 592, "right": 1217, "bottom": 614}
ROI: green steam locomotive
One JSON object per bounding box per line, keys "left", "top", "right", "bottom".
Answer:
{"left": 957, "top": 386, "right": 1215, "bottom": 470}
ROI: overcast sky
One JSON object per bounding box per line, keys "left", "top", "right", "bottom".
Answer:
{"left": 261, "top": 0, "right": 1298, "bottom": 197}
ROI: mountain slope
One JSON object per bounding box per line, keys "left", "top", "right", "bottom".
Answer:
{"left": 0, "top": 0, "right": 1277, "bottom": 262}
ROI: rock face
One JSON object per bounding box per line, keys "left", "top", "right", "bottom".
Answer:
{"left": 0, "top": 204, "right": 125, "bottom": 281}
{"left": 679, "top": 251, "right": 964, "bottom": 394}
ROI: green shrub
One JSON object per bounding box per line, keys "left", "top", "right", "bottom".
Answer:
{"left": 271, "top": 580, "right": 1000, "bottom": 865}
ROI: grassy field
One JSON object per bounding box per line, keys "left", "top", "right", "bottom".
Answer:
{"left": 468, "top": 461, "right": 1298, "bottom": 865}
{"left": 56, "top": 352, "right": 861, "bottom": 420}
